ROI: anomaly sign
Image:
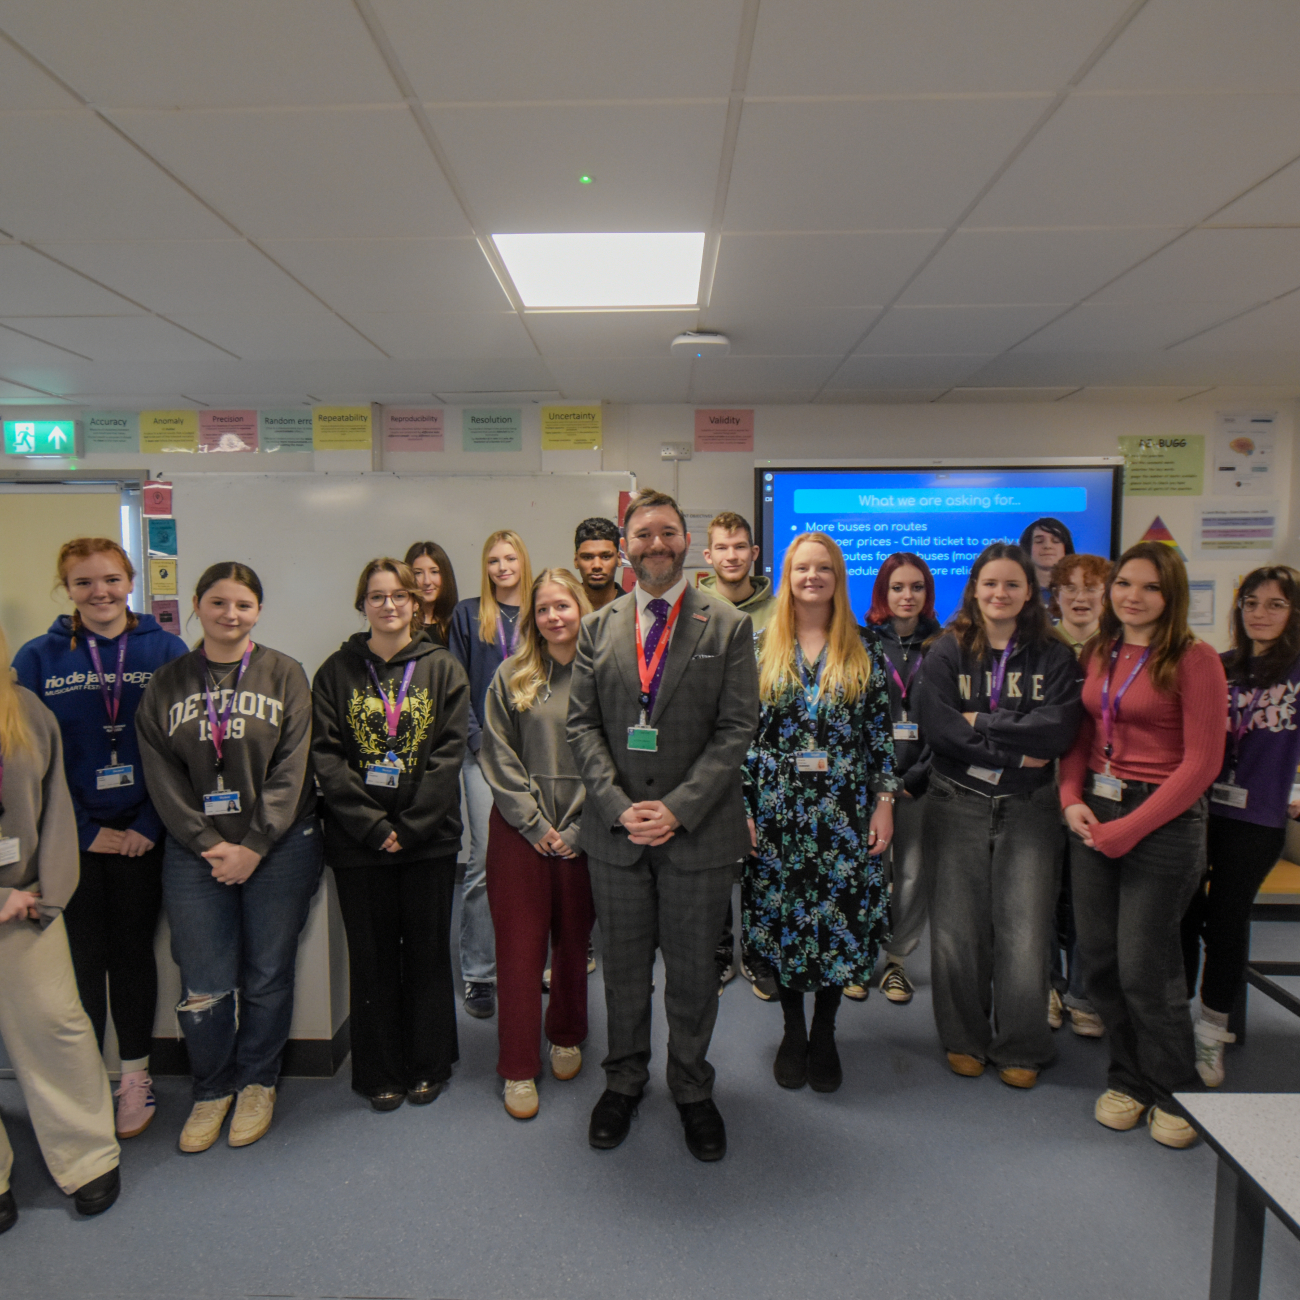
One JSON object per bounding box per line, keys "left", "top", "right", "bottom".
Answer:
{"left": 4, "top": 420, "right": 75, "bottom": 456}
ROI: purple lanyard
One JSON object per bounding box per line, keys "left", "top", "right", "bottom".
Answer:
{"left": 366, "top": 661, "right": 417, "bottom": 740}
{"left": 1228, "top": 683, "right": 1263, "bottom": 770}
{"left": 496, "top": 610, "right": 518, "bottom": 660}
{"left": 85, "top": 634, "right": 128, "bottom": 762}
{"left": 1100, "top": 639, "right": 1150, "bottom": 761}
{"left": 888, "top": 654, "right": 922, "bottom": 708}
{"left": 987, "top": 636, "right": 1017, "bottom": 711}
{"left": 201, "top": 642, "right": 254, "bottom": 770}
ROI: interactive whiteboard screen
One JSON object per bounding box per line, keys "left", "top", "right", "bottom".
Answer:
{"left": 756, "top": 464, "right": 1122, "bottom": 621}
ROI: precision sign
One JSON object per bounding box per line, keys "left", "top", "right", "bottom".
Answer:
{"left": 4, "top": 420, "right": 74, "bottom": 456}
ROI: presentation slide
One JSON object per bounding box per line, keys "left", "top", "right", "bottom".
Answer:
{"left": 757, "top": 465, "right": 1121, "bottom": 621}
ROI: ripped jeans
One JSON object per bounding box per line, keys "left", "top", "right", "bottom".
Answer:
{"left": 163, "top": 818, "right": 323, "bottom": 1100}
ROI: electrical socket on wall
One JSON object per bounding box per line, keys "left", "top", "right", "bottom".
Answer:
{"left": 660, "top": 442, "right": 693, "bottom": 461}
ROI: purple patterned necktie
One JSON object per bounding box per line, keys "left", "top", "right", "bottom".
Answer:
{"left": 641, "top": 597, "right": 670, "bottom": 713}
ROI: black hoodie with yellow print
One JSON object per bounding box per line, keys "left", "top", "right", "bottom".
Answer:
{"left": 311, "top": 631, "right": 469, "bottom": 869}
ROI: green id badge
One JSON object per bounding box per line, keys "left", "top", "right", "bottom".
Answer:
{"left": 627, "top": 725, "right": 659, "bottom": 752}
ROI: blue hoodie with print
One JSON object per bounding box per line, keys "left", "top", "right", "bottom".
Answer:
{"left": 13, "top": 614, "right": 188, "bottom": 850}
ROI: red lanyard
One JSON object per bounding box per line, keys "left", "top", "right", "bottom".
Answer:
{"left": 634, "top": 593, "right": 684, "bottom": 711}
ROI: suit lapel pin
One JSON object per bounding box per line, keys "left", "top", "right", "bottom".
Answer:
{"left": 692, "top": 612, "right": 709, "bottom": 622}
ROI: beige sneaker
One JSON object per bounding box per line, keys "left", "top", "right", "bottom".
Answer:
{"left": 1194, "top": 1018, "right": 1233, "bottom": 1087}
{"left": 1069, "top": 1007, "right": 1105, "bottom": 1038}
{"left": 228, "top": 1084, "right": 276, "bottom": 1148}
{"left": 178, "top": 1095, "right": 233, "bottom": 1153}
{"left": 550, "top": 1043, "right": 582, "bottom": 1081}
{"left": 1148, "top": 1106, "right": 1199, "bottom": 1149}
{"left": 504, "top": 1079, "right": 539, "bottom": 1120}
{"left": 843, "top": 984, "right": 868, "bottom": 1002}
{"left": 1094, "top": 1089, "right": 1145, "bottom": 1131}
{"left": 1048, "top": 988, "right": 1064, "bottom": 1029}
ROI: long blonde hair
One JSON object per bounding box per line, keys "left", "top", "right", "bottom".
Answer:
{"left": 477, "top": 529, "right": 535, "bottom": 645}
{"left": 505, "top": 569, "right": 591, "bottom": 712}
{"left": 759, "top": 532, "right": 872, "bottom": 705}
{"left": 0, "top": 628, "right": 34, "bottom": 758}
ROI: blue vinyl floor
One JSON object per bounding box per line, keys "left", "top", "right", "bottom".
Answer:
{"left": 3, "top": 898, "right": 1299, "bottom": 1300}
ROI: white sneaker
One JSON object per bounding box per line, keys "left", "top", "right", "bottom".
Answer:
{"left": 549, "top": 1043, "right": 582, "bottom": 1081}
{"left": 1069, "top": 1007, "right": 1105, "bottom": 1038}
{"left": 1047, "top": 988, "right": 1064, "bottom": 1029}
{"left": 1194, "top": 1018, "right": 1234, "bottom": 1088}
{"left": 114, "top": 1071, "right": 156, "bottom": 1139}
{"left": 504, "top": 1078, "right": 539, "bottom": 1120}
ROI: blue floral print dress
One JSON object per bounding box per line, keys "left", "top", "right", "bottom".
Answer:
{"left": 742, "top": 632, "right": 901, "bottom": 991}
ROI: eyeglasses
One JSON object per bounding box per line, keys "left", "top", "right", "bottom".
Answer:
{"left": 1058, "top": 584, "right": 1103, "bottom": 598}
{"left": 1241, "top": 598, "right": 1291, "bottom": 614}
{"left": 365, "top": 591, "right": 412, "bottom": 608}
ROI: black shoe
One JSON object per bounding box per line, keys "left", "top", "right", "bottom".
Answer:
{"left": 73, "top": 1166, "right": 120, "bottom": 1217}
{"left": 807, "top": 1027, "right": 843, "bottom": 1094}
{"left": 773, "top": 1029, "right": 809, "bottom": 1090}
{"left": 464, "top": 981, "right": 496, "bottom": 1019}
{"left": 407, "top": 1079, "right": 446, "bottom": 1106}
{"left": 0, "top": 1190, "right": 16, "bottom": 1234}
{"left": 365, "top": 1088, "right": 406, "bottom": 1112}
{"left": 588, "top": 1089, "right": 642, "bottom": 1149}
{"left": 678, "top": 1098, "right": 726, "bottom": 1162}
{"left": 741, "top": 954, "right": 778, "bottom": 1002}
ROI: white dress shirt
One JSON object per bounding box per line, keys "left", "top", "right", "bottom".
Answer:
{"left": 634, "top": 574, "right": 689, "bottom": 653}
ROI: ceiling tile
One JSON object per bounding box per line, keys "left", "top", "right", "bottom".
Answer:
{"left": 350, "top": 312, "right": 538, "bottom": 361}
{"left": 708, "top": 233, "right": 937, "bottom": 312}
{"left": 0, "top": 112, "right": 231, "bottom": 241}
{"left": 969, "top": 349, "right": 1269, "bottom": 387}
{"left": 545, "top": 358, "right": 692, "bottom": 404}
{"left": 114, "top": 107, "right": 471, "bottom": 239}
{"left": 1084, "top": 0, "right": 1300, "bottom": 93}
{"left": 859, "top": 305, "right": 1064, "bottom": 354}
{"left": 1093, "top": 229, "right": 1300, "bottom": 306}
{"left": 1212, "top": 158, "right": 1300, "bottom": 226}
{"left": 1171, "top": 291, "right": 1300, "bottom": 352}
{"left": 937, "top": 386, "right": 1080, "bottom": 403}
{"left": 725, "top": 98, "right": 1049, "bottom": 231}
{"left": 900, "top": 228, "right": 1174, "bottom": 305}
{"left": 1061, "top": 385, "right": 1216, "bottom": 402}
{"left": 0, "top": 244, "right": 140, "bottom": 314}
{"left": 525, "top": 311, "right": 699, "bottom": 360}
{"left": 815, "top": 388, "right": 945, "bottom": 403}
{"left": 1012, "top": 302, "right": 1243, "bottom": 352}
{"left": 4, "top": 315, "right": 230, "bottom": 362}
{"left": 0, "top": 39, "right": 80, "bottom": 108}
{"left": 257, "top": 239, "right": 509, "bottom": 314}
{"left": 165, "top": 311, "right": 385, "bottom": 361}
{"left": 1176, "top": 385, "right": 1300, "bottom": 404}
{"left": 749, "top": 0, "right": 1134, "bottom": 95}
{"left": 0, "top": 0, "right": 401, "bottom": 107}
{"left": 825, "top": 354, "right": 995, "bottom": 389}
{"left": 31, "top": 240, "right": 323, "bottom": 315}
{"left": 690, "top": 356, "right": 841, "bottom": 396}
{"left": 371, "top": 0, "right": 745, "bottom": 101}
{"left": 722, "top": 308, "right": 880, "bottom": 356}
{"left": 970, "top": 94, "right": 1300, "bottom": 227}
{"left": 430, "top": 103, "right": 726, "bottom": 233}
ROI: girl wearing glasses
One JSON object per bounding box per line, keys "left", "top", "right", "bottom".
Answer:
{"left": 312, "top": 558, "right": 469, "bottom": 1111}
{"left": 1181, "top": 565, "right": 1300, "bottom": 1088}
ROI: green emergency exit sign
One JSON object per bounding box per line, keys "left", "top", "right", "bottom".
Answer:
{"left": 3, "top": 420, "right": 75, "bottom": 456}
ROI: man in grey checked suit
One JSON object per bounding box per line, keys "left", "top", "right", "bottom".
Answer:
{"left": 568, "top": 490, "right": 759, "bottom": 1161}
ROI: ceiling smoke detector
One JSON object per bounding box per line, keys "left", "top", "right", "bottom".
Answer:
{"left": 670, "top": 331, "right": 731, "bottom": 359}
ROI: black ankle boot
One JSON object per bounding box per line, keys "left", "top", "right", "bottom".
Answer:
{"left": 774, "top": 985, "right": 808, "bottom": 1089}
{"left": 807, "top": 988, "right": 843, "bottom": 1093}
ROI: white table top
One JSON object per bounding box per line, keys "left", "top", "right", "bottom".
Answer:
{"left": 1178, "top": 1093, "right": 1300, "bottom": 1231}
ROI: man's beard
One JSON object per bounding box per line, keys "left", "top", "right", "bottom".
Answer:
{"left": 630, "top": 551, "right": 684, "bottom": 589}
{"left": 584, "top": 571, "right": 614, "bottom": 590}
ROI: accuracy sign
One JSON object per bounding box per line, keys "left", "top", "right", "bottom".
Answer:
{"left": 4, "top": 420, "right": 75, "bottom": 456}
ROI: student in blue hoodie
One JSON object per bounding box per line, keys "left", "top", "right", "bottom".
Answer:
{"left": 12, "top": 537, "right": 186, "bottom": 1141}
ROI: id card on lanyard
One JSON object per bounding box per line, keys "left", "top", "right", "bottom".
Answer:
{"left": 628, "top": 594, "right": 683, "bottom": 752}
{"left": 365, "top": 660, "right": 416, "bottom": 787}
{"left": 86, "top": 635, "right": 135, "bottom": 790}
{"left": 796, "top": 646, "right": 830, "bottom": 776}
{"left": 1211, "top": 683, "right": 1260, "bottom": 809}
{"left": 0, "top": 756, "right": 18, "bottom": 866}
{"left": 201, "top": 643, "right": 253, "bottom": 816}
{"left": 967, "top": 637, "right": 1015, "bottom": 785}
{"left": 1094, "top": 640, "right": 1150, "bottom": 801}
{"left": 889, "top": 650, "right": 922, "bottom": 743}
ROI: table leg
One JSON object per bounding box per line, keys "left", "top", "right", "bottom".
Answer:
{"left": 1209, "top": 1157, "right": 1266, "bottom": 1300}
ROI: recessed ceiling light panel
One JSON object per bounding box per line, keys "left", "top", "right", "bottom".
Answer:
{"left": 492, "top": 232, "right": 705, "bottom": 309}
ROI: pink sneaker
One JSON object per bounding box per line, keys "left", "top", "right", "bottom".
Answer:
{"left": 115, "top": 1071, "right": 156, "bottom": 1138}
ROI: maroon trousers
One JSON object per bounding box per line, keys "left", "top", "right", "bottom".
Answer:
{"left": 485, "top": 806, "right": 595, "bottom": 1081}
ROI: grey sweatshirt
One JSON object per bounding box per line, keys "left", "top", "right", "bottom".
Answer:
{"left": 136, "top": 644, "right": 315, "bottom": 857}
{"left": 0, "top": 686, "right": 80, "bottom": 926}
{"left": 480, "top": 655, "right": 585, "bottom": 852}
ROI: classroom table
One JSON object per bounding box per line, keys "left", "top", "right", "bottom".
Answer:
{"left": 1177, "top": 1093, "right": 1300, "bottom": 1300}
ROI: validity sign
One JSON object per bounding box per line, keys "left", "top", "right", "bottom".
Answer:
{"left": 4, "top": 420, "right": 75, "bottom": 456}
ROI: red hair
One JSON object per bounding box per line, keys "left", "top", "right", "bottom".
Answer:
{"left": 866, "top": 552, "right": 937, "bottom": 625}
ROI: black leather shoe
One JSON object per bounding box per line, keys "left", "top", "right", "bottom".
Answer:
{"left": 73, "top": 1166, "right": 120, "bottom": 1217}
{"left": 773, "top": 1029, "right": 808, "bottom": 1090}
{"left": 407, "top": 1079, "right": 447, "bottom": 1106}
{"left": 678, "top": 1098, "right": 726, "bottom": 1162}
{"left": 807, "top": 1026, "right": 843, "bottom": 1093}
{"left": 588, "top": 1088, "right": 642, "bottom": 1149}
{"left": 0, "top": 1189, "right": 16, "bottom": 1234}
{"left": 365, "top": 1088, "right": 406, "bottom": 1112}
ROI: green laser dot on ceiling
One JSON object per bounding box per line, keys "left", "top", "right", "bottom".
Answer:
{"left": 579, "top": 175, "right": 593, "bottom": 184}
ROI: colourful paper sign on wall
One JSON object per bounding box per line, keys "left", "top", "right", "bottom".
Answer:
{"left": 385, "top": 408, "right": 444, "bottom": 452}
{"left": 147, "top": 517, "right": 178, "bottom": 557}
{"left": 694, "top": 409, "right": 754, "bottom": 452}
{"left": 541, "top": 405, "right": 602, "bottom": 451}
{"left": 313, "top": 406, "right": 372, "bottom": 451}
{"left": 142, "top": 481, "right": 173, "bottom": 516}
{"left": 1118, "top": 436, "right": 1204, "bottom": 496}
{"left": 199, "top": 410, "right": 258, "bottom": 453}
{"left": 85, "top": 411, "right": 139, "bottom": 454}
{"left": 259, "top": 409, "right": 314, "bottom": 453}
{"left": 139, "top": 411, "right": 198, "bottom": 454}
{"left": 463, "top": 408, "right": 522, "bottom": 452}
{"left": 148, "top": 559, "right": 178, "bottom": 596}
{"left": 150, "top": 598, "right": 180, "bottom": 632}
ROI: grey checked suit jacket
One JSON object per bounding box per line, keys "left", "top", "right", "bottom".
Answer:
{"left": 567, "top": 583, "right": 760, "bottom": 869}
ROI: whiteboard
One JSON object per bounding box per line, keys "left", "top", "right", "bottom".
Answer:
{"left": 169, "top": 472, "right": 629, "bottom": 676}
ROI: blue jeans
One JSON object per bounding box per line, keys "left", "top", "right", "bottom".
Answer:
{"left": 163, "top": 818, "right": 324, "bottom": 1100}
{"left": 459, "top": 753, "right": 497, "bottom": 985}
{"left": 924, "top": 772, "right": 1063, "bottom": 1071}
